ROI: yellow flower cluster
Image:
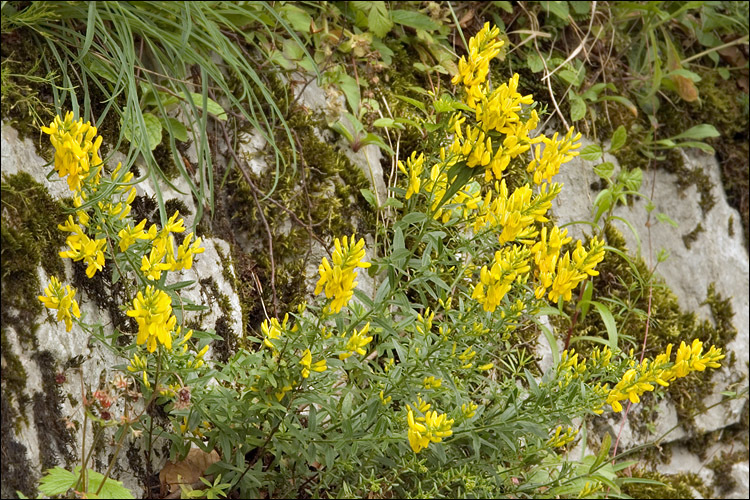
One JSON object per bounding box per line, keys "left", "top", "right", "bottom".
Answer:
{"left": 546, "top": 237, "right": 606, "bottom": 303}
{"left": 397, "top": 152, "right": 425, "bottom": 200}
{"left": 339, "top": 322, "right": 373, "bottom": 360}
{"left": 527, "top": 128, "right": 583, "bottom": 184}
{"left": 126, "top": 285, "right": 177, "bottom": 352}
{"left": 406, "top": 398, "right": 454, "bottom": 453}
{"left": 546, "top": 425, "right": 578, "bottom": 448}
{"left": 471, "top": 245, "right": 531, "bottom": 312}
{"left": 38, "top": 276, "right": 81, "bottom": 332}
{"left": 314, "top": 235, "right": 370, "bottom": 314}
{"left": 606, "top": 339, "right": 725, "bottom": 412}
{"left": 261, "top": 313, "right": 297, "bottom": 354}
{"left": 299, "top": 348, "right": 326, "bottom": 378}
{"left": 138, "top": 211, "right": 205, "bottom": 281}
{"left": 473, "top": 180, "right": 560, "bottom": 245}
{"left": 58, "top": 215, "right": 107, "bottom": 278}
{"left": 451, "top": 23, "right": 504, "bottom": 109}
{"left": 41, "top": 111, "right": 104, "bottom": 193}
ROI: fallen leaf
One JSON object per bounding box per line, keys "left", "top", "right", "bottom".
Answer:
{"left": 159, "top": 448, "right": 220, "bottom": 496}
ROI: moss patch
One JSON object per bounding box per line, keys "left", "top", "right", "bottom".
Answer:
{"left": 621, "top": 470, "right": 713, "bottom": 499}
{"left": 1, "top": 172, "right": 70, "bottom": 423}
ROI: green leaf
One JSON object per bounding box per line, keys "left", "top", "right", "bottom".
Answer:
{"left": 594, "top": 162, "right": 615, "bottom": 180}
{"left": 163, "top": 117, "right": 188, "bottom": 142}
{"left": 569, "top": 94, "right": 586, "bottom": 121}
{"left": 394, "top": 94, "right": 427, "bottom": 113}
{"left": 494, "top": 1, "right": 514, "bottom": 13}
{"left": 591, "top": 301, "right": 618, "bottom": 351}
{"left": 391, "top": 9, "right": 440, "bottom": 31}
{"left": 569, "top": 1, "right": 591, "bottom": 14}
{"left": 182, "top": 92, "right": 227, "bottom": 121}
{"left": 338, "top": 73, "right": 361, "bottom": 113}
{"left": 367, "top": 2, "right": 393, "bottom": 38}
{"left": 360, "top": 188, "right": 377, "bottom": 208}
{"left": 122, "top": 112, "right": 163, "bottom": 151}
{"left": 619, "top": 167, "right": 643, "bottom": 192}
{"left": 527, "top": 52, "right": 545, "bottom": 73}
{"left": 280, "top": 4, "right": 312, "bottom": 33}
{"left": 609, "top": 125, "right": 627, "bottom": 152}
{"left": 372, "top": 117, "right": 404, "bottom": 129}
{"left": 599, "top": 95, "right": 638, "bottom": 117}
{"left": 670, "top": 124, "right": 720, "bottom": 141}
{"left": 656, "top": 212, "right": 678, "bottom": 228}
{"left": 579, "top": 144, "right": 603, "bottom": 161}
{"left": 543, "top": 1, "right": 570, "bottom": 21}
{"left": 39, "top": 467, "right": 77, "bottom": 496}
{"left": 84, "top": 469, "right": 135, "bottom": 499}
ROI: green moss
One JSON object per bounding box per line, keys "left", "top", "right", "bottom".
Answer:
{"left": 708, "top": 450, "right": 748, "bottom": 496}
{"left": 682, "top": 223, "right": 704, "bottom": 250}
{"left": 621, "top": 470, "right": 712, "bottom": 499}
{"left": 1, "top": 172, "right": 71, "bottom": 427}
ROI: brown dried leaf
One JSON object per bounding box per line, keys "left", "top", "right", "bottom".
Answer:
{"left": 159, "top": 448, "right": 220, "bottom": 496}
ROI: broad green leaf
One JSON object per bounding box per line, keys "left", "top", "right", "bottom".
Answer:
{"left": 527, "top": 52, "right": 545, "bottom": 73}
{"left": 163, "top": 117, "right": 188, "bottom": 142}
{"left": 579, "top": 144, "right": 603, "bottom": 161}
{"left": 391, "top": 9, "right": 440, "bottom": 31}
{"left": 570, "top": 1, "right": 591, "bottom": 14}
{"left": 599, "top": 95, "right": 638, "bottom": 117}
{"left": 543, "top": 1, "right": 570, "bottom": 21}
{"left": 570, "top": 94, "right": 586, "bottom": 121}
{"left": 367, "top": 2, "right": 393, "bottom": 38}
{"left": 674, "top": 140, "right": 715, "bottom": 154}
{"left": 39, "top": 467, "right": 76, "bottom": 496}
{"left": 619, "top": 167, "right": 642, "bottom": 192}
{"left": 122, "top": 112, "right": 162, "bottom": 151}
{"left": 182, "top": 92, "right": 227, "bottom": 121}
{"left": 609, "top": 125, "right": 627, "bottom": 152}
{"left": 360, "top": 188, "right": 377, "bottom": 208}
{"left": 337, "top": 73, "right": 360, "bottom": 113}
{"left": 280, "top": 4, "right": 312, "bottom": 33}
{"left": 594, "top": 162, "right": 615, "bottom": 180}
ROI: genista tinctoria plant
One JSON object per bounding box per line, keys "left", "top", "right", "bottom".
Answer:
{"left": 33, "top": 24, "right": 725, "bottom": 500}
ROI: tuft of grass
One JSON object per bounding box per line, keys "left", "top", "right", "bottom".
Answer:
{"left": 2, "top": 1, "right": 317, "bottom": 227}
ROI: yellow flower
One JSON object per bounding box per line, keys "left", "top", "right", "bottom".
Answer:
{"left": 58, "top": 220, "right": 107, "bottom": 278}
{"left": 339, "top": 322, "right": 373, "bottom": 360}
{"left": 398, "top": 152, "right": 425, "bottom": 199}
{"left": 126, "top": 285, "right": 176, "bottom": 352}
{"left": 261, "top": 314, "right": 294, "bottom": 353}
{"left": 423, "top": 376, "right": 442, "bottom": 389}
{"left": 547, "top": 425, "right": 578, "bottom": 448}
{"left": 406, "top": 403, "right": 454, "bottom": 453}
{"left": 117, "top": 219, "right": 151, "bottom": 252}
{"left": 471, "top": 245, "right": 531, "bottom": 312}
{"left": 300, "top": 348, "right": 327, "bottom": 378}
{"left": 38, "top": 276, "right": 81, "bottom": 332}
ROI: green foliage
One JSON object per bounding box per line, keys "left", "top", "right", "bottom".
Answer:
{"left": 38, "top": 466, "right": 134, "bottom": 499}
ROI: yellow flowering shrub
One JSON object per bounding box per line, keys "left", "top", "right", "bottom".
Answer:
{"left": 33, "top": 22, "right": 734, "bottom": 500}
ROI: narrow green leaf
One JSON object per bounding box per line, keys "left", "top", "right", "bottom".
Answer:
{"left": 670, "top": 123, "right": 721, "bottom": 141}
{"left": 591, "top": 301, "right": 618, "bottom": 351}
